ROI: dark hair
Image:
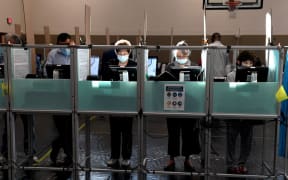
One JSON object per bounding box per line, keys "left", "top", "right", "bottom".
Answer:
{"left": 254, "top": 57, "right": 262, "bottom": 66}
{"left": 57, "top": 33, "right": 71, "bottom": 44}
{"left": 4, "top": 33, "right": 22, "bottom": 44}
{"left": 237, "top": 51, "right": 255, "bottom": 65}
{"left": 211, "top": 32, "right": 221, "bottom": 43}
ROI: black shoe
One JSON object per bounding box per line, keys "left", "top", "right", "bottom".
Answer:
{"left": 184, "top": 160, "right": 195, "bottom": 172}
{"left": 50, "top": 149, "right": 58, "bottom": 165}
{"left": 50, "top": 139, "right": 61, "bottom": 164}
{"left": 63, "top": 157, "right": 73, "bottom": 166}
{"left": 164, "top": 160, "right": 175, "bottom": 171}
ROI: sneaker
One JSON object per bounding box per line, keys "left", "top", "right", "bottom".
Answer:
{"left": 184, "top": 160, "right": 195, "bottom": 172}
{"left": 238, "top": 164, "right": 248, "bottom": 174}
{"left": 106, "top": 159, "right": 119, "bottom": 168}
{"left": 164, "top": 160, "right": 175, "bottom": 171}
{"left": 121, "top": 159, "right": 131, "bottom": 168}
{"left": 32, "top": 156, "right": 39, "bottom": 162}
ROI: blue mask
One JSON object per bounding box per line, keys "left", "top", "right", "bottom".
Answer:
{"left": 117, "top": 55, "right": 129, "bottom": 63}
{"left": 59, "top": 48, "right": 71, "bottom": 57}
{"left": 176, "top": 57, "right": 188, "bottom": 65}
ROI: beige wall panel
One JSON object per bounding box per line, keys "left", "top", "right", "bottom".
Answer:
{"left": 0, "top": 0, "right": 25, "bottom": 33}
{"left": 1, "top": 0, "right": 288, "bottom": 35}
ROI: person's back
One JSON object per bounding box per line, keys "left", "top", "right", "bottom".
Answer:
{"left": 208, "top": 32, "right": 230, "bottom": 77}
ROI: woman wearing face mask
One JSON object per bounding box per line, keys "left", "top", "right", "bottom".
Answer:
{"left": 101, "top": 39, "right": 136, "bottom": 81}
{"left": 166, "top": 41, "right": 197, "bottom": 70}
{"left": 101, "top": 39, "right": 136, "bottom": 169}
{"left": 164, "top": 41, "right": 198, "bottom": 172}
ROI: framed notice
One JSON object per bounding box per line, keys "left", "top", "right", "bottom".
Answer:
{"left": 12, "top": 48, "right": 30, "bottom": 79}
{"left": 77, "top": 49, "right": 90, "bottom": 81}
{"left": 164, "top": 84, "right": 185, "bottom": 111}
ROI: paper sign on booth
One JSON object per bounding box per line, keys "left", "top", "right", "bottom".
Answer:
{"left": 164, "top": 84, "right": 185, "bottom": 111}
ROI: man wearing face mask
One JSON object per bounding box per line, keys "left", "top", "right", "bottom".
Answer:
{"left": 101, "top": 39, "right": 136, "bottom": 169}
{"left": 45, "top": 33, "right": 73, "bottom": 176}
{"left": 46, "top": 33, "right": 72, "bottom": 66}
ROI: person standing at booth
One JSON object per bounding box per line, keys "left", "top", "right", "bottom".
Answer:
{"left": 226, "top": 51, "right": 255, "bottom": 174}
{"left": 101, "top": 39, "right": 136, "bottom": 169}
{"left": 0, "top": 33, "right": 37, "bottom": 163}
{"left": 164, "top": 40, "right": 199, "bottom": 172}
{"left": 208, "top": 32, "right": 231, "bottom": 77}
{"left": 45, "top": 33, "right": 74, "bottom": 167}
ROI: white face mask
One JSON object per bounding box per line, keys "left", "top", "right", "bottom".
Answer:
{"left": 176, "top": 57, "right": 188, "bottom": 65}
{"left": 117, "top": 55, "right": 129, "bottom": 63}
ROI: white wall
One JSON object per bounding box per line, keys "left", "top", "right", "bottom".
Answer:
{"left": 0, "top": 0, "right": 287, "bottom": 35}
{"left": 0, "top": 0, "right": 25, "bottom": 33}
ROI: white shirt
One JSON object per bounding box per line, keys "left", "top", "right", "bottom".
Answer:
{"left": 46, "top": 48, "right": 70, "bottom": 65}
{"left": 209, "top": 40, "right": 225, "bottom": 47}
{"left": 208, "top": 40, "right": 230, "bottom": 77}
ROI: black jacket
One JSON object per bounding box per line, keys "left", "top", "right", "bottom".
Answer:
{"left": 101, "top": 58, "right": 137, "bottom": 81}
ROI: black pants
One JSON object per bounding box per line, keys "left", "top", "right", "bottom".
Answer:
{"left": 167, "top": 118, "right": 196, "bottom": 157}
{"left": 226, "top": 120, "right": 253, "bottom": 166}
{"left": 1, "top": 113, "right": 36, "bottom": 157}
{"left": 110, "top": 117, "right": 133, "bottom": 160}
{"left": 51, "top": 115, "right": 72, "bottom": 164}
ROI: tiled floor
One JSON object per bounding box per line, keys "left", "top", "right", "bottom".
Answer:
{"left": 0, "top": 114, "right": 285, "bottom": 179}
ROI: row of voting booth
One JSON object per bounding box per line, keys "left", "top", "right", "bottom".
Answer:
{"left": 0, "top": 44, "right": 285, "bottom": 180}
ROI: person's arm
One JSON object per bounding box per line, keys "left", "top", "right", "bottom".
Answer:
{"left": 224, "top": 50, "right": 232, "bottom": 75}
{"left": 45, "top": 50, "right": 54, "bottom": 65}
{"left": 165, "top": 63, "right": 173, "bottom": 73}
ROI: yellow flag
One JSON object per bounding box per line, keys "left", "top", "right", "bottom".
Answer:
{"left": 276, "top": 85, "right": 288, "bottom": 102}
{"left": 1, "top": 82, "right": 8, "bottom": 96}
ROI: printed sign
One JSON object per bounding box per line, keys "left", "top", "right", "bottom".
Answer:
{"left": 164, "top": 84, "right": 185, "bottom": 111}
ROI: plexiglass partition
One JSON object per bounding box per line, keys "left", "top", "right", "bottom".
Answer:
{"left": 0, "top": 44, "right": 282, "bottom": 179}
{"left": 76, "top": 47, "right": 138, "bottom": 113}
{"left": 10, "top": 47, "right": 72, "bottom": 111}
{"left": 78, "top": 81, "right": 137, "bottom": 111}
{"left": 210, "top": 48, "right": 280, "bottom": 117}
{"left": 144, "top": 81, "right": 206, "bottom": 113}
{"left": 213, "top": 82, "right": 278, "bottom": 114}
{"left": 12, "top": 79, "right": 71, "bottom": 110}
{"left": 143, "top": 47, "right": 207, "bottom": 115}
